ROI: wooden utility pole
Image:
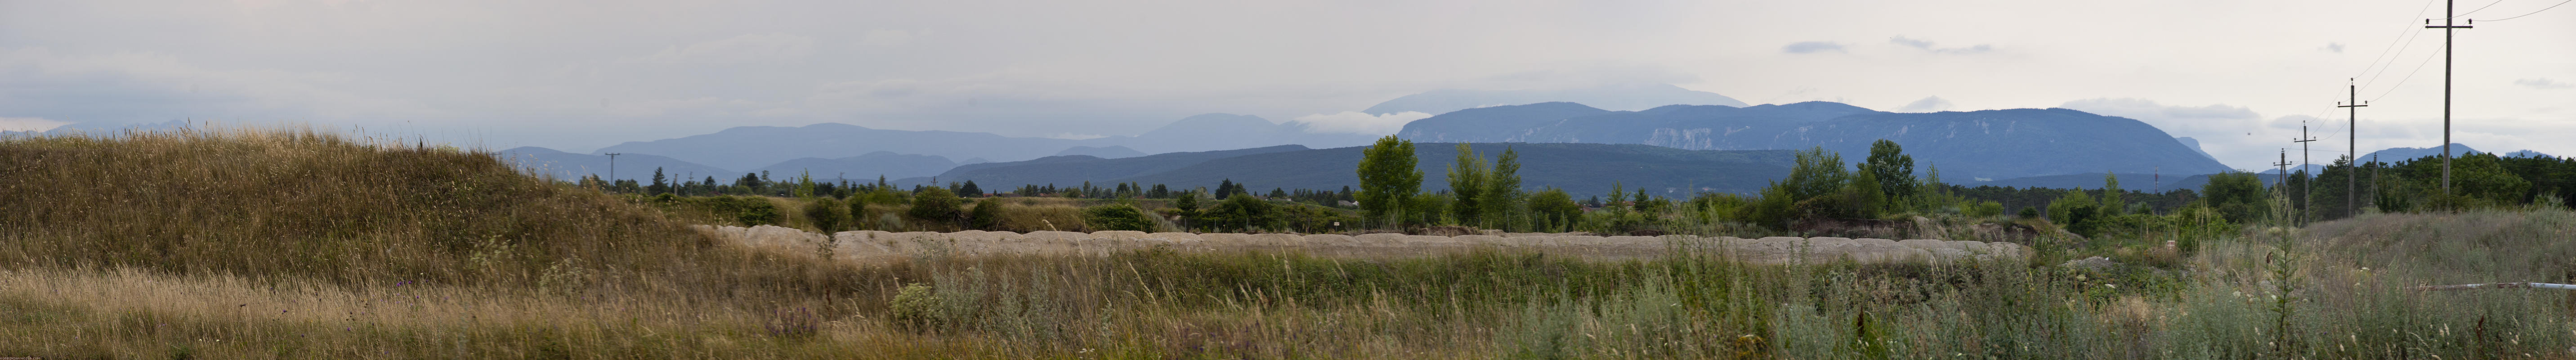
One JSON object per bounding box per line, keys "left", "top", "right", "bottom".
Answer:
{"left": 2339, "top": 80, "right": 2369, "bottom": 219}
{"left": 2275, "top": 151, "right": 2292, "bottom": 198}
{"left": 2426, "top": 1, "right": 2473, "bottom": 194}
{"left": 2295, "top": 123, "right": 2316, "bottom": 225}
{"left": 606, "top": 153, "right": 623, "bottom": 189}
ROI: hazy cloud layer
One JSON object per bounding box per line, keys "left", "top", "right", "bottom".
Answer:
{"left": 1783, "top": 41, "right": 1847, "bottom": 54}
{"left": 1294, "top": 111, "right": 1434, "bottom": 135}
{"left": 2518, "top": 78, "right": 2574, "bottom": 89}
{"left": 1897, "top": 96, "right": 1953, "bottom": 112}
{"left": 0, "top": 117, "right": 69, "bottom": 132}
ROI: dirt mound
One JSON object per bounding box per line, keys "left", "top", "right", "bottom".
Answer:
{"left": 698, "top": 225, "right": 2031, "bottom": 265}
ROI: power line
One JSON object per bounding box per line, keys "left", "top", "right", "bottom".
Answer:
{"left": 2368, "top": 41, "right": 2448, "bottom": 103}
{"left": 2482, "top": 0, "right": 2576, "bottom": 21}
{"left": 2447, "top": 0, "right": 2512, "bottom": 18}
{"left": 2355, "top": 0, "right": 2447, "bottom": 91}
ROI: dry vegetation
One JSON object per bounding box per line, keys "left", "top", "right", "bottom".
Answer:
{"left": 3, "top": 128, "right": 2574, "bottom": 359}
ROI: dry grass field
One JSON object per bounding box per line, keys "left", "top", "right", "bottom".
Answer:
{"left": 4, "top": 128, "right": 2573, "bottom": 359}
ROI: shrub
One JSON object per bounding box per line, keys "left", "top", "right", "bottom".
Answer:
{"left": 966, "top": 197, "right": 1006, "bottom": 231}
{"left": 803, "top": 197, "right": 847, "bottom": 232}
{"left": 1081, "top": 203, "right": 1155, "bottom": 232}
{"left": 908, "top": 187, "right": 963, "bottom": 229}
{"left": 847, "top": 198, "right": 869, "bottom": 230}
{"left": 889, "top": 283, "right": 945, "bottom": 332}
{"left": 697, "top": 196, "right": 782, "bottom": 226}
{"left": 1527, "top": 189, "right": 1583, "bottom": 231}
{"left": 1199, "top": 194, "right": 1278, "bottom": 232}
{"left": 1964, "top": 200, "right": 2005, "bottom": 219}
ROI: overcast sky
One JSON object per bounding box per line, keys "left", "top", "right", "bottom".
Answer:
{"left": 3, "top": 0, "right": 2570, "bottom": 170}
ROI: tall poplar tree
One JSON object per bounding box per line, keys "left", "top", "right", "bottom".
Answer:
{"left": 1356, "top": 135, "right": 1421, "bottom": 226}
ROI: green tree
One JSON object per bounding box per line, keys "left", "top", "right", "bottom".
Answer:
{"left": 794, "top": 171, "right": 817, "bottom": 198}
{"left": 2101, "top": 172, "right": 2124, "bottom": 216}
{"left": 1174, "top": 191, "right": 1201, "bottom": 216}
{"left": 1526, "top": 189, "right": 1582, "bottom": 231}
{"left": 804, "top": 197, "right": 847, "bottom": 232}
{"left": 908, "top": 187, "right": 964, "bottom": 229}
{"left": 2048, "top": 188, "right": 2098, "bottom": 234}
{"left": 1447, "top": 143, "right": 1488, "bottom": 225}
{"left": 2202, "top": 171, "right": 2268, "bottom": 223}
{"left": 649, "top": 167, "right": 668, "bottom": 195}
{"left": 1356, "top": 135, "right": 1421, "bottom": 226}
{"left": 1199, "top": 194, "right": 1277, "bottom": 232}
{"left": 1483, "top": 146, "right": 1523, "bottom": 227}
{"left": 967, "top": 197, "right": 1006, "bottom": 230}
{"left": 1862, "top": 139, "right": 1916, "bottom": 202}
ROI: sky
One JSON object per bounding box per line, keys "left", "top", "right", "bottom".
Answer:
{"left": 2, "top": 0, "right": 2571, "bottom": 171}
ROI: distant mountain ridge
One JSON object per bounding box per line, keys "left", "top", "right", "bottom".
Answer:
{"left": 1394, "top": 101, "right": 2235, "bottom": 181}
{"left": 931, "top": 143, "right": 1795, "bottom": 197}
{"left": 591, "top": 113, "right": 1379, "bottom": 172}
{"left": 752, "top": 151, "right": 959, "bottom": 180}
{"left": 495, "top": 147, "right": 734, "bottom": 182}
{"left": 1364, "top": 83, "right": 1748, "bottom": 115}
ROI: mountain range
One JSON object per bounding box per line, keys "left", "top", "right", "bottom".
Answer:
{"left": 928, "top": 143, "right": 1795, "bottom": 197}
{"left": 1395, "top": 101, "right": 2236, "bottom": 181}
{"left": 1363, "top": 83, "right": 1748, "bottom": 115}
{"left": 586, "top": 113, "right": 1379, "bottom": 174}
{"left": 494, "top": 147, "right": 735, "bottom": 183}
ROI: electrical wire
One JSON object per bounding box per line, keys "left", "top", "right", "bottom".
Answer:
{"left": 2354, "top": 0, "right": 2446, "bottom": 92}
{"left": 2369, "top": 42, "right": 2447, "bottom": 103}
{"left": 2480, "top": 0, "right": 2575, "bottom": 21}
{"left": 2446, "top": 0, "right": 2513, "bottom": 18}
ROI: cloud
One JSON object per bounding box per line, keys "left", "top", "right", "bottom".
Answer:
{"left": 613, "top": 33, "right": 816, "bottom": 67}
{"left": 858, "top": 29, "right": 919, "bottom": 47}
{"left": 1888, "top": 36, "right": 1992, "bottom": 54}
{"left": 1292, "top": 111, "right": 1433, "bottom": 135}
{"left": 1896, "top": 96, "right": 1953, "bottom": 112}
{"left": 1781, "top": 41, "right": 1845, "bottom": 54}
{"left": 0, "top": 117, "right": 71, "bottom": 132}
{"left": 2060, "top": 98, "right": 2269, "bottom": 169}
{"left": 2516, "top": 78, "right": 2574, "bottom": 89}
{"left": 2321, "top": 42, "right": 2345, "bottom": 53}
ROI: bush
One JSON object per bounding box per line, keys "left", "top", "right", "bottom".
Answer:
{"left": 1527, "top": 189, "right": 1584, "bottom": 232}
{"left": 1199, "top": 194, "right": 1278, "bottom": 232}
{"left": 696, "top": 196, "right": 782, "bottom": 226}
{"left": 908, "top": 187, "right": 963, "bottom": 229}
{"left": 1964, "top": 200, "right": 2005, "bottom": 219}
{"left": 1081, "top": 203, "right": 1155, "bottom": 232}
{"left": 847, "top": 199, "right": 869, "bottom": 230}
{"left": 803, "top": 197, "right": 847, "bottom": 232}
{"left": 889, "top": 283, "right": 950, "bottom": 332}
{"left": 966, "top": 197, "right": 1006, "bottom": 231}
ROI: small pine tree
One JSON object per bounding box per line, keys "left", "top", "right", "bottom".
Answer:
{"left": 649, "top": 167, "right": 668, "bottom": 195}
